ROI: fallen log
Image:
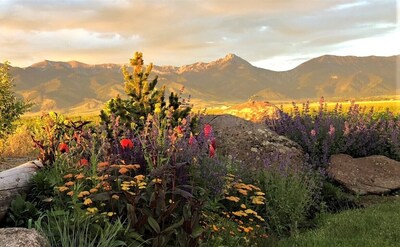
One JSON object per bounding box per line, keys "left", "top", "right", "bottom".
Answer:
{"left": 0, "top": 160, "right": 43, "bottom": 222}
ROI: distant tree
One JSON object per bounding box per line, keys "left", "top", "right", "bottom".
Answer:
{"left": 100, "top": 52, "right": 191, "bottom": 131}
{"left": 0, "top": 61, "right": 31, "bottom": 139}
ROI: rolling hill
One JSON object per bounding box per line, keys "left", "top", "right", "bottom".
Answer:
{"left": 7, "top": 54, "right": 399, "bottom": 114}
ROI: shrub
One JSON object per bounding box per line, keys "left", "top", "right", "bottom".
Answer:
{"left": 257, "top": 152, "right": 321, "bottom": 237}
{"left": 0, "top": 61, "right": 31, "bottom": 140}
{"left": 266, "top": 98, "right": 400, "bottom": 167}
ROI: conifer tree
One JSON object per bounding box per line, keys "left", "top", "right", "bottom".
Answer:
{"left": 100, "top": 52, "right": 190, "bottom": 130}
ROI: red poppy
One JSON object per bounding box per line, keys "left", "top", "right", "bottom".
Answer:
{"left": 204, "top": 124, "right": 213, "bottom": 138}
{"left": 209, "top": 144, "right": 216, "bottom": 158}
{"left": 59, "top": 143, "right": 69, "bottom": 153}
{"left": 120, "top": 138, "right": 134, "bottom": 149}
{"left": 79, "top": 158, "right": 89, "bottom": 167}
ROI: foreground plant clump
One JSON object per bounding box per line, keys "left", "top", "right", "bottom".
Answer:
{"left": 3, "top": 53, "right": 273, "bottom": 246}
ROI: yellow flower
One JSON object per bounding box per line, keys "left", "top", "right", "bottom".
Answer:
{"left": 235, "top": 183, "right": 253, "bottom": 191}
{"left": 244, "top": 209, "right": 257, "bottom": 215}
{"left": 75, "top": 173, "right": 85, "bottom": 179}
{"left": 225, "top": 196, "right": 240, "bottom": 203}
{"left": 78, "top": 191, "right": 90, "bottom": 198}
{"left": 86, "top": 207, "right": 98, "bottom": 214}
{"left": 112, "top": 194, "right": 120, "bottom": 200}
{"left": 58, "top": 186, "right": 69, "bottom": 192}
{"left": 138, "top": 182, "right": 147, "bottom": 189}
{"left": 152, "top": 178, "right": 162, "bottom": 184}
{"left": 240, "top": 204, "right": 246, "bottom": 209}
{"left": 84, "top": 198, "right": 93, "bottom": 205}
{"left": 212, "top": 225, "right": 219, "bottom": 232}
{"left": 65, "top": 181, "right": 75, "bottom": 187}
{"left": 119, "top": 167, "right": 129, "bottom": 175}
{"left": 67, "top": 191, "right": 74, "bottom": 196}
{"left": 154, "top": 103, "right": 161, "bottom": 114}
{"left": 248, "top": 184, "right": 261, "bottom": 191}
{"left": 63, "top": 173, "right": 73, "bottom": 179}
{"left": 237, "top": 189, "right": 248, "bottom": 196}
{"left": 255, "top": 191, "right": 265, "bottom": 196}
{"left": 121, "top": 186, "right": 130, "bottom": 191}
{"left": 126, "top": 164, "right": 140, "bottom": 170}
{"left": 251, "top": 196, "right": 265, "bottom": 205}
{"left": 89, "top": 188, "right": 98, "bottom": 193}
{"left": 134, "top": 174, "right": 145, "bottom": 181}
{"left": 107, "top": 212, "right": 115, "bottom": 217}
{"left": 255, "top": 215, "right": 265, "bottom": 222}
{"left": 232, "top": 211, "right": 248, "bottom": 217}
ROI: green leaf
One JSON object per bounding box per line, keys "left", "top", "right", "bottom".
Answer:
{"left": 161, "top": 217, "right": 184, "bottom": 234}
{"left": 190, "top": 225, "right": 204, "bottom": 238}
{"left": 172, "top": 188, "right": 193, "bottom": 199}
{"left": 147, "top": 216, "right": 160, "bottom": 234}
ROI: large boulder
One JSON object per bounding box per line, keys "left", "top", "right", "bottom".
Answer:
{"left": 327, "top": 154, "right": 400, "bottom": 195}
{"left": 199, "top": 115, "right": 306, "bottom": 170}
{"left": 0, "top": 228, "right": 49, "bottom": 247}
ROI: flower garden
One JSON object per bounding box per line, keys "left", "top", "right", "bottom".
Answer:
{"left": 1, "top": 52, "right": 399, "bottom": 246}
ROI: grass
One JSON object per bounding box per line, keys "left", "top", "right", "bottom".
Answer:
{"left": 276, "top": 197, "right": 400, "bottom": 247}
{"left": 205, "top": 99, "right": 400, "bottom": 120}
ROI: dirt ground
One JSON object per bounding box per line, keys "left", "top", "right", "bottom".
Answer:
{"left": 0, "top": 156, "right": 36, "bottom": 172}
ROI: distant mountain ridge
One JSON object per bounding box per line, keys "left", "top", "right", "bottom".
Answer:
{"left": 8, "top": 54, "right": 399, "bottom": 114}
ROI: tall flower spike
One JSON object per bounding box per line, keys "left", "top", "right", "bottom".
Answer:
{"left": 204, "top": 124, "right": 212, "bottom": 138}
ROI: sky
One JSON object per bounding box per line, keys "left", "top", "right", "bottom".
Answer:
{"left": 0, "top": 0, "right": 398, "bottom": 71}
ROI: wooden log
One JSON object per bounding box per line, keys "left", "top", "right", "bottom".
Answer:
{"left": 0, "top": 160, "right": 43, "bottom": 222}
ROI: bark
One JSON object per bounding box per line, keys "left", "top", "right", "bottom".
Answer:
{"left": 0, "top": 160, "right": 43, "bottom": 222}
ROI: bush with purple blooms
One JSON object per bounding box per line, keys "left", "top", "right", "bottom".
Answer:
{"left": 266, "top": 98, "right": 400, "bottom": 168}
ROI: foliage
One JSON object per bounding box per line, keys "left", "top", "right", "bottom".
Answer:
{"left": 0, "top": 61, "right": 31, "bottom": 139}
{"left": 201, "top": 173, "right": 268, "bottom": 246}
{"left": 34, "top": 210, "right": 143, "bottom": 247}
{"left": 320, "top": 181, "right": 359, "bottom": 213}
{"left": 266, "top": 98, "right": 400, "bottom": 167}
{"left": 256, "top": 153, "right": 321, "bottom": 237}
{"left": 100, "top": 52, "right": 190, "bottom": 133}
{"left": 4, "top": 194, "right": 40, "bottom": 228}
{"left": 30, "top": 112, "right": 92, "bottom": 165}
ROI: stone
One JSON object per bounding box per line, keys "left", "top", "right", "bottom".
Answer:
{"left": 0, "top": 228, "right": 50, "bottom": 247}
{"left": 199, "top": 114, "right": 306, "bottom": 171}
{"left": 327, "top": 154, "right": 400, "bottom": 195}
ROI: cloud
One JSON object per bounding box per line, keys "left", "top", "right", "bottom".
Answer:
{"left": 0, "top": 0, "right": 397, "bottom": 69}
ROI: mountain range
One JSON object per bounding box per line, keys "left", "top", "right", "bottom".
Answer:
{"left": 7, "top": 54, "right": 399, "bottom": 114}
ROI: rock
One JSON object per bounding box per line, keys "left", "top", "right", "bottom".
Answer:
{"left": 327, "top": 154, "right": 400, "bottom": 195}
{"left": 0, "top": 228, "right": 50, "bottom": 247}
{"left": 199, "top": 115, "right": 306, "bottom": 171}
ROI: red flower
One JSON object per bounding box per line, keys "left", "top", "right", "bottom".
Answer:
{"left": 58, "top": 143, "right": 69, "bottom": 153}
{"left": 210, "top": 138, "right": 216, "bottom": 150}
{"left": 175, "top": 126, "right": 183, "bottom": 134}
{"left": 79, "top": 158, "right": 89, "bottom": 167}
{"left": 204, "top": 124, "right": 213, "bottom": 138}
{"left": 189, "top": 133, "right": 196, "bottom": 145}
{"left": 209, "top": 144, "right": 216, "bottom": 158}
{"left": 120, "top": 139, "right": 134, "bottom": 149}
